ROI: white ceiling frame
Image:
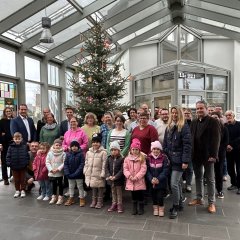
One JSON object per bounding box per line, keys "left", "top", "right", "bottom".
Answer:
{"left": 200, "top": 0, "right": 240, "bottom": 11}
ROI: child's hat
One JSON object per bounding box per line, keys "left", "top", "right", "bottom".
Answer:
{"left": 53, "top": 138, "right": 62, "bottom": 145}
{"left": 92, "top": 133, "right": 102, "bottom": 143}
{"left": 110, "top": 141, "right": 121, "bottom": 151}
{"left": 151, "top": 140, "right": 162, "bottom": 151}
{"left": 70, "top": 140, "right": 80, "bottom": 149}
{"left": 130, "top": 138, "right": 141, "bottom": 150}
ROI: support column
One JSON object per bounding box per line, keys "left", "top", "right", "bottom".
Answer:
{"left": 40, "top": 57, "right": 49, "bottom": 109}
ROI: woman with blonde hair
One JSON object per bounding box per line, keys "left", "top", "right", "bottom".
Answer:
{"left": 81, "top": 112, "right": 100, "bottom": 149}
{"left": 163, "top": 106, "right": 191, "bottom": 219}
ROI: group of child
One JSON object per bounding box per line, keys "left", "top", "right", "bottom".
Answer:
{"left": 6, "top": 131, "right": 170, "bottom": 217}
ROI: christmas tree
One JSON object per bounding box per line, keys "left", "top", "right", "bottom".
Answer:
{"left": 69, "top": 22, "right": 130, "bottom": 121}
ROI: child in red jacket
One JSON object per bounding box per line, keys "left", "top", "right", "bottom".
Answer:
{"left": 33, "top": 142, "right": 51, "bottom": 201}
{"left": 123, "top": 138, "right": 147, "bottom": 215}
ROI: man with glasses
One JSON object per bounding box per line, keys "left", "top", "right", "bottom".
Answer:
{"left": 10, "top": 104, "right": 36, "bottom": 144}
{"left": 36, "top": 108, "right": 50, "bottom": 141}
{"left": 225, "top": 110, "right": 240, "bottom": 194}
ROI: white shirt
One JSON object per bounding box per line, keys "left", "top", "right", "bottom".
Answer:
{"left": 20, "top": 115, "right": 31, "bottom": 142}
{"left": 155, "top": 119, "right": 168, "bottom": 145}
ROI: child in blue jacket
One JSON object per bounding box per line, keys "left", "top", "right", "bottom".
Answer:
{"left": 64, "top": 140, "right": 85, "bottom": 206}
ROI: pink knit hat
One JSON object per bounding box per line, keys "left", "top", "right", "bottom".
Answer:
{"left": 130, "top": 138, "right": 141, "bottom": 150}
{"left": 151, "top": 140, "right": 162, "bottom": 151}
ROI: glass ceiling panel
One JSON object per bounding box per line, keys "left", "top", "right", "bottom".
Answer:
{"left": 60, "top": 42, "right": 85, "bottom": 60}
{"left": 113, "top": 1, "right": 167, "bottom": 32}
{"left": 74, "top": 0, "right": 96, "bottom": 8}
{"left": 0, "top": 0, "right": 34, "bottom": 21}
{"left": 118, "top": 16, "right": 170, "bottom": 45}
{"left": 4, "top": 0, "right": 75, "bottom": 42}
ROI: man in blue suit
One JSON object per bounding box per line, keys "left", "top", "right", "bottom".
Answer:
{"left": 10, "top": 104, "right": 36, "bottom": 144}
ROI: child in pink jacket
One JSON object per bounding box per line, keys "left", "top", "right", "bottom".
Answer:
{"left": 123, "top": 138, "right": 147, "bottom": 215}
{"left": 33, "top": 142, "right": 51, "bottom": 201}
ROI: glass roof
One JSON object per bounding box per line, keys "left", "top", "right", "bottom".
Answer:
{"left": 1, "top": 0, "right": 240, "bottom": 66}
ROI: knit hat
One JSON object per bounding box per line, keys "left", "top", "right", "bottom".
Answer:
{"left": 92, "top": 133, "right": 102, "bottom": 143}
{"left": 151, "top": 140, "right": 162, "bottom": 151}
{"left": 70, "top": 140, "right": 80, "bottom": 149}
{"left": 110, "top": 141, "right": 121, "bottom": 151}
{"left": 53, "top": 138, "right": 62, "bottom": 145}
{"left": 130, "top": 138, "right": 141, "bottom": 150}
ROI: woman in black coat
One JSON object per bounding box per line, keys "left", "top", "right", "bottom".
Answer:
{"left": 0, "top": 107, "right": 14, "bottom": 185}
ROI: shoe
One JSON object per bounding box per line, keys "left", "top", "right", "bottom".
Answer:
{"left": 64, "top": 190, "right": 70, "bottom": 197}
{"left": 236, "top": 189, "right": 240, "bottom": 195}
{"left": 138, "top": 201, "right": 144, "bottom": 215}
{"left": 108, "top": 203, "right": 117, "bottom": 212}
{"left": 188, "top": 199, "right": 204, "bottom": 206}
{"left": 4, "top": 179, "right": 9, "bottom": 185}
{"left": 79, "top": 198, "right": 85, "bottom": 207}
{"left": 117, "top": 203, "right": 124, "bottom": 213}
{"left": 227, "top": 185, "right": 237, "bottom": 191}
{"left": 223, "top": 176, "right": 227, "bottom": 181}
{"left": 49, "top": 195, "right": 57, "bottom": 204}
{"left": 132, "top": 201, "right": 138, "bottom": 215}
{"left": 179, "top": 198, "right": 185, "bottom": 211}
{"left": 158, "top": 206, "right": 164, "bottom": 217}
{"left": 186, "top": 185, "right": 192, "bottom": 193}
{"left": 153, "top": 205, "right": 158, "bottom": 216}
{"left": 90, "top": 198, "right": 97, "bottom": 208}
{"left": 56, "top": 196, "right": 64, "bottom": 205}
{"left": 43, "top": 196, "right": 50, "bottom": 201}
{"left": 20, "top": 190, "right": 26, "bottom": 198}
{"left": 208, "top": 203, "right": 216, "bottom": 213}
{"left": 37, "top": 195, "right": 44, "bottom": 200}
{"left": 169, "top": 205, "right": 178, "bottom": 219}
{"left": 217, "top": 192, "right": 224, "bottom": 199}
{"left": 10, "top": 176, "right": 14, "bottom": 183}
{"left": 14, "top": 191, "right": 20, "bottom": 198}
{"left": 64, "top": 197, "right": 75, "bottom": 206}
{"left": 95, "top": 197, "right": 103, "bottom": 209}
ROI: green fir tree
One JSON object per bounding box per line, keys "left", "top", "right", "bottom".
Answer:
{"left": 69, "top": 22, "right": 130, "bottom": 121}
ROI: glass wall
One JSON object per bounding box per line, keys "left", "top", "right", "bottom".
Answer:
{"left": 48, "top": 89, "right": 60, "bottom": 123}
{"left": 0, "top": 47, "right": 16, "bottom": 76}
{"left": 178, "top": 72, "right": 204, "bottom": 90}
{"left": 153, "top": 72, "right": 174, "bottom": 91}
{"left": 65, "top": 70, "right": 74, "bottom": 106}
{"left": 48, "top": 64, "right": 59, "bottom": 86}
{"left": 24, "top": 56, "right": 40, "bottom": 82}
{"left": 135, "top": 77, "right": 151, "bottom": 94}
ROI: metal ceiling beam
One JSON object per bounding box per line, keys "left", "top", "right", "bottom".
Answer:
{"left": 200, "top": 0, "right": 240, "bottom": 11}
{"left": 22, "top": 0, "right": 117, "bottom": 49}
{"left": 184, "top": 19, "right": 240, "bottom": 41}
{"left": 0, "top": 0, "right": 57, "bottom": 34}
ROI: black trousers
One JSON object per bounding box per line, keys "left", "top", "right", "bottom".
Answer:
{"left": 51, "top": 176, "right": 63, "bottom": 196}
{"left": 214, "top": 159, "right": 223, "bottom": 193}
{"left": 226, "top": 151, "right": 240, "bottom": 188}
{"left": 1, "top": 149, "right": 9, "bottom": 180}
{"left": 131, "top": 190, "right": 144, "bottom": 202}
{"left": 151, "top": 188, "right": 165, "bottom": 206}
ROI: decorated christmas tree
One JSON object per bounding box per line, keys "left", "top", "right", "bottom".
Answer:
{"left": 69, "top": 22, "right": 130, "bottom": 121}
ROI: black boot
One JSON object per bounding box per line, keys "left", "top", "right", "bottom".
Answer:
{"left": 179, "top": 199, "right": 184, "bottom": 211}
{"left": 169, "top": 205, "right": 178, "bottom": 219}
{"left": 138, "top": 201, "right": 144, "bottom": 215}
{"left": 132, "top": 201, "right": 138, "bottom": 215}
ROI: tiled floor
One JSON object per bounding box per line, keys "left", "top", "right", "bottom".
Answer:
{"left": 0, "top": 181, "right": 240, "bottom": 240}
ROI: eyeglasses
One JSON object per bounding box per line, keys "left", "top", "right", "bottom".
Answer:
{"left": 139, "top": 117, "right": 148, "bottom": 120}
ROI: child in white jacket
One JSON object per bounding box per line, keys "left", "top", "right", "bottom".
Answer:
{"left": 46, "top": 139, "right": 66, "bottom": 205}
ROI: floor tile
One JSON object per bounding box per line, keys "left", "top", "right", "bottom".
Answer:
{"left": 114, "top": 228, "right": 153, "bottom": 240}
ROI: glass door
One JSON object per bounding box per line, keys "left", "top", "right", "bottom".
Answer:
{"left": 152, "top": 92, "right": 173, "bottom": 110}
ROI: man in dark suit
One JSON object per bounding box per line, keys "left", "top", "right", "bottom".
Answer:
{"left": 188, "top": 100, "right": 221, "bottom": 214}
{"left": 10, "top": 104, "right": 36, "bottom": 144}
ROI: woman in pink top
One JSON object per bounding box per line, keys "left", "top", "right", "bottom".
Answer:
{"left": 62, "top": 117, "right": 88, "bottom": 154}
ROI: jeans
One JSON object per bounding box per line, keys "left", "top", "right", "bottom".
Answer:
{"left": 223, "top": 158, "right": 228, "bottom": 176}
{"left": 171, "top": 170, "right": 183, "bottom": 206}
{"left": 68, "top": 179, "right": 84, "bottom": 198}
{"left": 193, "top": 161, "right": 215, "bottom": 204}
{"left": 182, "top": 160, "right": 193, "bottom": 186}
{"left": 39, "top": 180, "right": 51, "bottom": 197}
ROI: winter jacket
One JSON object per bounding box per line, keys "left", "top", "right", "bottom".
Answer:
{"left": 32, "top": 152, "right": 48, "bottom": 181}
{"left": 146, "top": 153, "right": 170, "bottom": 190}
{"left": 105, "top": 155, "right": 124, "bottom": 186}
{"left": 46, "top": 146, "right": 66, "bottom": 177}
{"left": 163, "top": 123, "right": 191, "bottom": 171}
{"left": 123, "top": 154, "right": 147, "bottom": 191}
{"left": 6, "top": 142, "right": 29, "bottom": 170}
{"left": 64, "top": 150, "right": 85, "bottom": 179}
{"left": 62, "top": 128, "right": 88, "bottom": 153}
{"left": 83, "top": 146, "right": 107, "bottom": 188}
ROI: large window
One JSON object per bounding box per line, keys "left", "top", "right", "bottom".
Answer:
{"left": 153, "top": 72, "right": 174, "bottom": 91}
{"left": 48, "top": 64, "right": 59, "bottom": 86}
{"left": 48, "top": 89, "right": 60, "bottom": 123}
{"left": 206, "top": 92, "right": 227, "bottom": 111}
{"left": 0, "top": 47, "right": 16, "bottom": 76}
{"left": 135, "top": 95, "right": 151, "bottom": 108}
{"left": 25, "top": 82, "right": 41, "bottom": 123}
{"left": 206, "top": 75, "right": 227, "bottom": 91}
{"left": 178, "top": 72, "right": 204, "bottom": 90}
{"left": 24, "top": 56, "right": 40, "bottom": 81}
{"left": 65, "top": 70, "right": 74, "bottom": 106}
{"left": 135, "top": 78, "right": 151, "bottom": 94}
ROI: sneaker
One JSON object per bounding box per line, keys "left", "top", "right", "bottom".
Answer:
{"left": 56, "top": 196, "right": 64, "bottom": 205}
{"left": 188, "top": 199, "right": 204, "bottom": 206}
{"left": 49, "top": 195, "right": 57, "bottom": 204}
{"left": 43, "top": 196, "right": 50, "bottom": 201}
{"left": 227, "top": 185, "right": 237, "bottom": 191}
{"left": 14, "top": 191, "right": 20, "bottom": 198}
{"left": 217, "top": 192, "right": 224, "bottom": 199}
{"left": 20, "top": 190, "right": 26, "bottom": 198}
{"left": 186, "top": 185, "right": 192, "bottom": 193}
{"left": 208, "top": 203, "right": 216, "bottom": 213}
{"left": 37, "top": 195, "right": 44, "bottom": 200}
{"left": 223, "top": 176, "right": 227, "bottom": 181}
{"left": 64, "top": 190, "right": 70, "bottom": 197}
